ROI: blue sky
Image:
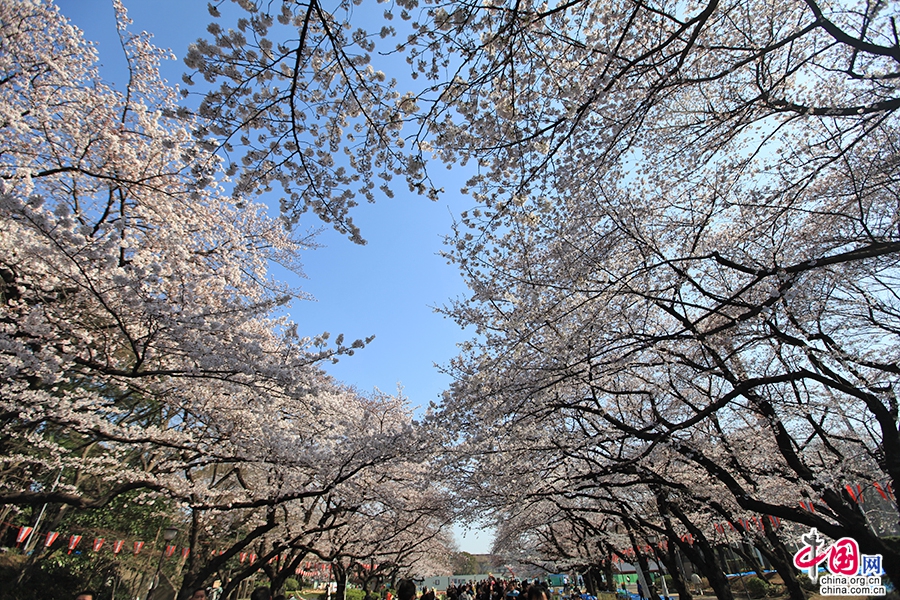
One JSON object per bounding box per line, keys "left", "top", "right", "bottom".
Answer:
{"left": 55, "top": 0, "right": 492, "bottom": 555}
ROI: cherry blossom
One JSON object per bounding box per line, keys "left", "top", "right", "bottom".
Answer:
{"left": 0, "top": 3, "right": 447, "bottom": 597}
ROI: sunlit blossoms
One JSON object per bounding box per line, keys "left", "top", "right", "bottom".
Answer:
{"left": 0, "top": 2, "right": 448, "bottom": 599}
{"left": 4, "top": 0, "right": 900, "bottom": 598}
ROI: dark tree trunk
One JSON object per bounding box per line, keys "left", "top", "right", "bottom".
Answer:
{"left": 584, "top": 565, "right": 600, "bottom": 596}
{"left": 603, "top": 558, "right": 616, "bottom": 592}
{"left": 656, "top": 544, "right": 690, "bottom": 600}
{"left": 731, "top": 544, "right": 765, "bottom": 580}
{"left": 665, "top": 521, "right": 733, "bottom": 600}
{"left": 334, "top": 562, "right": 349, "bottom": 600}
{"left": 178, "top": 507, "right": 204, "bottom": 600}
{"left": 272, "top": 552, "right": 306, "bottom": 596}
{"left": 654, "top": 498, "right": 692, "bottom": 600}
{"left": 755, "top": 525, "right": 806, "bottom": 600}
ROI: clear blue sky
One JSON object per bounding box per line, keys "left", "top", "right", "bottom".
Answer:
{"left": 55, "top": 0, "right": 493, "bottom": 555}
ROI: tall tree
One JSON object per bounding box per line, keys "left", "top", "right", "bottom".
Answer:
{"left": 419, "top": 0, "right": 900, "bottom": 584}
{"left": 0, "top": 5, "right": 440, "bottom": 599}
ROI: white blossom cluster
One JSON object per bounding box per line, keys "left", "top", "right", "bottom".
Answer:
{"left": 0, "top": 3, "right": 451, "bottom": 594}
{"left": 415, "top": 0, "right": 900, "bottom": 589}
{"left": 182, "top": 0, "right": 443, "bottom": 245}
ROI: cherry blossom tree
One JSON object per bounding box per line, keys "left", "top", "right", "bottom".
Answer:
{"left": 182, "top": 0, "right": 443, "bottom": 244}
{"left": 9, "top": 0, "right": 900, "bottom": 592}
{"left": 171, "top": 387, "right": 432, "bottom": 600}
{"left": 1, "top": 0, "right": 346, "bottom": 509}
{"left": 397, "top": 0, "right": 900, "bottom": 585}
{"left": 182, "top": 391, "right": 452, "bottom": 600}
{"left": 0, "top": 4, "right": 448, "bottom": 598}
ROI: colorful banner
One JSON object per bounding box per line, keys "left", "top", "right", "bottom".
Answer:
{"left": 846, "top": 484, "right": 864, "bottom": 503}
{"left": 16, "top": 526, "right": 33, "bottom": 545}
{"left": 15, "top": 477, "right": 896, "bottom": 570}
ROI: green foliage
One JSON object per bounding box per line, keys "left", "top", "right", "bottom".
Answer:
{"left": 744, "top": 577, "right": 770, "bottom": 599}
{"left": 0, "top": 550, "right": 127, "bottom": 600}
{"left": 61, "top": 488, "right": 175, "bottom": 538}
{"left": 453, "top": 551, "right": 481, "bottom": 575}
{"left": 345, "top": 587, "right": 381, "bottom": 600}
{"left": 346, "top": 588, "right": 368, "bottom": 600}
{"left": 285, "top": 578, "right": 301, "bottom": 591}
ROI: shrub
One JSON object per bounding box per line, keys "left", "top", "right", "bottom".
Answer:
{"left": 0, "top": 550, "right": 126, "bottom": 600}
{"left": 285, "top": 578, "right": 301, "bottom": 591}
{"left": 346, "top": 589, "right": 367, "bottom": 600}
{"left": 745, "top": 577, "right": 770, "bottom": 599}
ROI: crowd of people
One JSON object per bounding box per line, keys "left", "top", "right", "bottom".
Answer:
{"left": 444, "top": 578, "right": 551, "bottom": 600}
{"left": 69, "top": 574, "right": 576, "bottom": 600}
{"left": 72, "top": 584, "right": 284, "bottom": 600}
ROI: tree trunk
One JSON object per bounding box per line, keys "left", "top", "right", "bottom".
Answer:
{"left": 270, "top": 552, "right": 305, "bottom": 597}
{"left": 656, "top": 544, "right": 690, "bottom": 600}
{"left": 584, "top": 566, "right": 600, "bottom": 596}
{"left": 634, "top": 545, "right": 660, "bottom": 600}
{"left": 603, "top": 558, "right": 616, "bottom": 592}
{"left": 178, "top": 507, "right": 204, "bottom": 599}
{"left": 654, "top": 498, "right": 692, "bottom": 600}
{"left": 731, "top": 545, "right": 765, "bottom": 580}
{"left": 363, "top": 573, "right": 375, "bottom": 600}
{"left": 672, "top": 536, "right": 733, "bottom": 600}
{"left": 755, "top": 527, "right": 805, "bottom": 600}
{"left": 334, "top": 562, "right": 349, "bottom": 600}
{"left": 178, "top": 511, "right": 277, "bottom": 600}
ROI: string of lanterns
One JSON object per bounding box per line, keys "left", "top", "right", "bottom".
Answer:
{"left": 11, "top": 528, "right": 335, "bottom": 579}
